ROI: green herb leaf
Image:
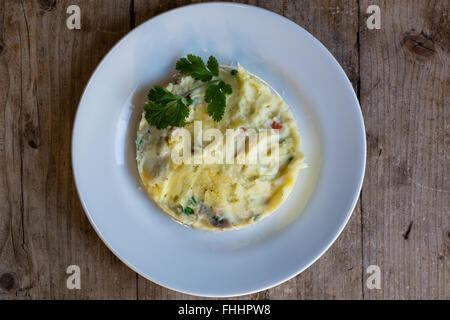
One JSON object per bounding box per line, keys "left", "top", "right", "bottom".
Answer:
{"left": 183, "top": 206, "right": 193, "bottom": 215}
{"left": 205, "top": 80, "right": 232, "bottom": 122}
{"left": 148, "top": 85, "right": 177, "bottom": 103}
{"left": 176, "top": 54, "right": 217, "bottom": 81}
{"left": 230, "top": 69, "right": 238, "bottom": 76}
{"left": 144, "top": 86, "right": 189, "bottom": 129}
{"left": 189, "top": 196, "right": 197, "bottom": 205}
{"left": 206, "top": 56, "right": 219, "bottom": 76}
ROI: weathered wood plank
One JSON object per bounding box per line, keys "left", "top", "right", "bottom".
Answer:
{"left": 3, "top": 0, "right": 445, "bottom": 300}
{"left": 0, "top": 0, "right": 32, "bottom": 300}
{"left": 359, "top": 0, "right": 449, "bottom": 299}
{"left": 133, "top": 0, "right": 362, "bottom": 300}
{"left": 0, "top": 0, "right": 137, "bottom": 299}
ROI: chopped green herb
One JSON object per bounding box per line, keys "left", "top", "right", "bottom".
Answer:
{"left": 136, "top": 137, "right": 143, "bottom": 147}
{"left": 183, "top": 206, "right": 193, "bottom": 215}
{"left": 287, "top": 155, "right": 294, "bottom": 163}
{"left": 254, "top": 213, "right": 261, "bottom": 221}
{"left": 230, "top": 69, "right": 238, "bottom": 76}
{"left": 189, "top": 196, "right": 197, "bottom": 205}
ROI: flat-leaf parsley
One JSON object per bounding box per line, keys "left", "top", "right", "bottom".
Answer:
{"left": 144, "top": 86, "right": 191, "bottom": 129}
{"left": 176, "top": 54, "right": 219, "bottom": 80}
{"left": 205, "top": 81, "right": 232, "bottom": 122}
{"left": 144, "top": 55, "right": 232, "bottom": 129}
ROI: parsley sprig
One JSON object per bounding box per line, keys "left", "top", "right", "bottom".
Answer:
{"left": 144, "top": 86, "right": 191, "bottom": 129}
{"left": 144, "top": 55, "right": 233, "bottom": 129}
{"left": 205, "top": 81, "right": 232, "bottom": 121}
{"left": 176, "top": 55, "right": 219, "bottom": 81}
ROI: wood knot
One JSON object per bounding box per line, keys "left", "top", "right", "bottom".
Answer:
{"left": 402, "top": 221, "right": 413, "bottom": 240}
{"left": 401, "top": 31, "right": 436, "bottom": 58}
{"left": 0, "top": 272, "right": 17, "bottom": 292}
{"left": 28, "top": 140, "right": 38, "bottom": 149}
{"left": 37, "top": 0, "right": 56, "bottom": 11}
{"left": 444, "top": 228, "right": 450, "bottom": 245}
{"left": 23, "top": 120, "right": 40, "bottom": 147}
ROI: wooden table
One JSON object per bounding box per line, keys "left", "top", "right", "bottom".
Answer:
{"left": 0, "top": 0, "right": 448, "bottom": 300}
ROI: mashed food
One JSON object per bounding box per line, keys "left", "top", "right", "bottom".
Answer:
{"left": 136, "top": 65, "right": 304, "bottom": 230}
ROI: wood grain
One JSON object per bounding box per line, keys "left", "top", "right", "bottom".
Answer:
{"left": 359, "top": 0, "right": 449, "bottom": 299}
{"left": 0, "top": 0, "right": 448, "bottom": 299}
{"left": 0, "top": 0, "right": 137, "bottom": 299}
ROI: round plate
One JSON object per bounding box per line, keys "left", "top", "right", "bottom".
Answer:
{"left": 72, "top": 3, "right": 366, "bottom": 297}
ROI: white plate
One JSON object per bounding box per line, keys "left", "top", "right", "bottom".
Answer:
{"left": 72, "top": 3, "right": 365, "bottom": 297}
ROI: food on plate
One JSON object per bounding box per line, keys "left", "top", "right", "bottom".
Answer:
{"left": 136, "top": 55, "right": 305, "bottom": 230}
